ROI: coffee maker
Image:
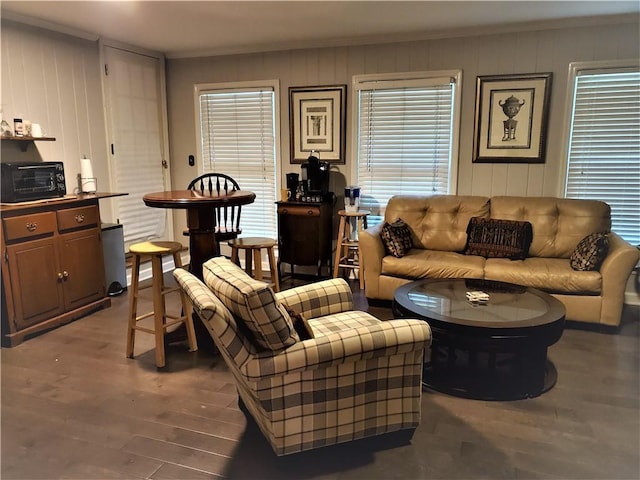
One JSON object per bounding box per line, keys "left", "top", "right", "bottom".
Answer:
{"left": 300, "top": 152, "right": 330, "bottom": 201}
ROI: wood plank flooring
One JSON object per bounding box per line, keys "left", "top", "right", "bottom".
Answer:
{"left": 2, "top": 275, "right": 638, "bottom": 479}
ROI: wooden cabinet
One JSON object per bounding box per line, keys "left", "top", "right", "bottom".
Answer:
{"left": 1, "top": 197, "right": 111, "bottom": 346}
{"left": 277, "top": 200, "right": 333, "bottom": 278}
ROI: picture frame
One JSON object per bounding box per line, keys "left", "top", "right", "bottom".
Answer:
{"left": 289, "top": 85, "right": 346, "bottom": 164}
{"left": 473, "top": 73, "right": 552, "bottom": 163}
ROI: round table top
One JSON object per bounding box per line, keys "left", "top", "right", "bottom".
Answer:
{"left": 228, "top": 237, "right": 277, "bottom": 249}
{"left": 394, "top": 278, "right": 565, "bottom": 329}
{"left": 143, "top": 189, "right": 256, "bottom": 209}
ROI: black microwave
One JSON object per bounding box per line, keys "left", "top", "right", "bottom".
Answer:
{"left": 1, "top": 162, "right": 67, "bottom": 203}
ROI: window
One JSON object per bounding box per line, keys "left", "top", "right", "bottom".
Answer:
{"left": 564, "top": 61, "right": 640, "bottom": 246}
{"left": 354, "top": 71, "right": 461, "bottom": 224}
{"left": 196, "top": 81, "right": 279, "bottom": 238}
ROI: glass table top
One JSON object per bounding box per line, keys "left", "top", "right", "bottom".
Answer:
{"left": 395, "top": 279, "right": 563, "bottom": 328}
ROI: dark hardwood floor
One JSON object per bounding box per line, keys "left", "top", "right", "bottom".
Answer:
{"left": 2, "top": 274, "right": 639, "bottom": 479}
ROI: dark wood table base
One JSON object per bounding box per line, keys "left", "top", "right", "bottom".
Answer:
{"left": 393, "top": 279, "right": 566, "bottom": 402}
{"left": 423, "top": 343, "right": 558, "bottom": 401}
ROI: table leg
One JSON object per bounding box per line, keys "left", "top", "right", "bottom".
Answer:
{"left": 186, "top": 208, "right": 218, "bottom": 279}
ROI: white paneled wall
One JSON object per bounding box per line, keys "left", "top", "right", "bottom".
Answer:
{"left": 2, "top": 17, "right": 638, "bottom": 240}
{"left": 0, "top": 21, "right": 113, "bottom": 221}
{"left": 167, "top": 19, "right": 639, "bottom": 245}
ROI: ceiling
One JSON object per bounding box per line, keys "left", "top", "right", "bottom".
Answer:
{"left": 2, "top": 1, "right": 639, "bottom": 58}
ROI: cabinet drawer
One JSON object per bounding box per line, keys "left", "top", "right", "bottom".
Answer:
{"left": 3, "top": 212, "right": 56, "bottom": 242}
{"left": 57, "top": 205, "right": 99, "bottom": 232}
{"left": 277, "top": 205, "right": 320, "bottom": 217}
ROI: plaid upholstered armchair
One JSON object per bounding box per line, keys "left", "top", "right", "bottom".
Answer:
{"left": 173, "top": 257, "right": 431, "bottom": 456}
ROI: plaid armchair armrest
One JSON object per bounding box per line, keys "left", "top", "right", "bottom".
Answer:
{"left": 275, "top": 278, "right": 353, "bottom": 318}
{"left": 173, "top": 268, "right": 217, "bottom": 320}
{"left": 240, "top": 318, "right": 431, "bottom": 381}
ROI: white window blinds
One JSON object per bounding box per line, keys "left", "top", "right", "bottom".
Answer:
{"left": 198, "top": 87, "right": 277, "bottom": 238}
{"left": 355, "top": 74, "right": 458, "bottom": 224}
{"left": 565, "top": 68, "right": 640, "bottom": 245}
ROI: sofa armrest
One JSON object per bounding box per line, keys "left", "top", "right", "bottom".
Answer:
{"left": 359, "top": 223, "right": 386, "bottom": 298}
{"left": 275, "top": 278, "right": 353, "bottom": 318}
{"left": 599, "top": 232, "right": 640, "bottom": 326}
{"left": 173, "top": 268, "right": 218, "bottom": 321}
{"left": 240, "top": 318, "right": 432, "bottom": 381}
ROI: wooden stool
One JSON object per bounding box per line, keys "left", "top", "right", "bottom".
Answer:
{"left": 228, "top": 237, "right": 280, "bottom": 292}
{"left": 333, "top": 210, "right": 371, "bottom": 289}
{"left": 126, "top": 241, "right": 197, "bottom": 368}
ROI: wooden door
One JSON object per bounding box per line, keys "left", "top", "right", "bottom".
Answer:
{"left": 59, "top": 228, "right": 105, "bottom": 311}
{"left": 6, "top": 237, "right": 64, "bottom": 330}
{"left": 103, "top": 45, "right": 171, "bottom": 246}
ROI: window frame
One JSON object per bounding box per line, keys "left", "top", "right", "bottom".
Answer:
{"left": 193, "top": 80, "right": 281, "bottom": 239}
{"left": 350, "top": 70, "right": 462, "bottom": 222}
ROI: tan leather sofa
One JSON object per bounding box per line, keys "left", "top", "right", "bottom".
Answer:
{"left": 360, "top": 195, "right": 639, "bottom": 329}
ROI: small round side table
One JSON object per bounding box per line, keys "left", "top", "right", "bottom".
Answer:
{"left": 333, "top": 209, "right": 371, "bottom": 289}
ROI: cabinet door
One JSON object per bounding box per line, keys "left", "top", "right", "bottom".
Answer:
{"left": 6, "top": 237, "right": 64, "bottom": 330}
{"left": 59, "top": 228, "right": 106, "bottom": 310}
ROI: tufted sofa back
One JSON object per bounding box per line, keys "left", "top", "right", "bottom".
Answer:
{"left": 383, "top": 194, "right": 612, "bottom": 258}
{"left": 490, "top": 196, "right": 611, "bottom": 258}
{"left": 384, "top": 195, "right": 490, "bottom": 251}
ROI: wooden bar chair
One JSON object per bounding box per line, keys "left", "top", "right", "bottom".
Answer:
{"left": 126, "top": 241, "right": 197, "bottom": 368}
{"left": 228, "top": 237, "right": 280, "bottom": 292}
{"left": 185, "top": 173, "right": 243, "bottom": 254}
{"left": 333, "top": 209, "right": 371, "bottom": 289}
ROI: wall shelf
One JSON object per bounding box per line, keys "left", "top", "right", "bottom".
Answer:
{"left": 1, "top": 135, "right": 56, "bottom": 152}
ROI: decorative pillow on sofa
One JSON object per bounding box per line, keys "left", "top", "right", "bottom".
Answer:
{"left": 570, "top": 232, "right": 609, "bottom": 271}
{"left": 464, "top": 217, "right": 533, "bottom": 260}
{"left": 203, "top": 257, "right": 299, "bottom": 351}
{"left": 381, "top": 218, "right": 413, "bottom": 258}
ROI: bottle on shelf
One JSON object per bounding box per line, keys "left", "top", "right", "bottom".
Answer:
{"left": 13, "top": 117, "right": 24, "bottom": 136}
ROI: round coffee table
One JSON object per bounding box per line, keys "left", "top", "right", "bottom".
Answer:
{"left": 393, "top": 279, "right": 565, "bottom": 400}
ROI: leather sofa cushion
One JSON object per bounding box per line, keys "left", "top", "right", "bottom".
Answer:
{"left": 385, "top": 195, "right": 490, "bottom": 252}
{"left": 484, "top": 257, "right": 602, "bottom": 294}
{"left": 490, "top": 197, "right": 611, "bottom": 258}
{"left": 382, "top": 249, "right": 486, "bottom": 280}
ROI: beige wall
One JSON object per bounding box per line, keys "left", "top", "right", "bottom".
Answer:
{"left": 166, "top": 19, "right": 639, "bottom": 222}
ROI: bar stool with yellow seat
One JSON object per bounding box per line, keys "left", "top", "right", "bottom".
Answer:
{"left": 228, "top": 237, "right": 280, "bottom": 292}
{"left": 333, "top": 209, "right": 371, "bottom": 289}
{"left": 126, "top": 241, "right": 197, "bottom": 368}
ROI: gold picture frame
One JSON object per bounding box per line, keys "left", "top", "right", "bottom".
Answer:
{"left": 289, "top": 85, "right": 346, "bottom": 164}
{"left": 473, "top": 72, "right": 552, "bottom": 163}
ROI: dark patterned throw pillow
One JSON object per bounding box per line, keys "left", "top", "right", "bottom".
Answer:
{"left": 381, "top": 218, "right": 413, "bottom": 258}
{"left": 464, "top": 217, "right": 533, "bottom": 260}
{"left": 570, "top": 232, "right": 609, "bottom": 271}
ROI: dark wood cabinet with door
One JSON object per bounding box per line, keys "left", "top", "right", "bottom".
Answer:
{"left": 1, "top": 195, "right": 113, "bottom": 346}
{"left": 276, "top": 200, "right": 333, "bottom": 278}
